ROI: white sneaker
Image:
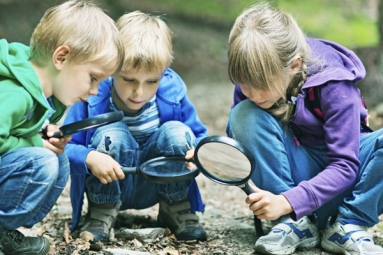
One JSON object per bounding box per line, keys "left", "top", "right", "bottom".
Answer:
{"left": 321, "top": 221, "right": 383, "bottom": 255}
{"left": 255, "top": 216, "right": 320, "bottom": 255}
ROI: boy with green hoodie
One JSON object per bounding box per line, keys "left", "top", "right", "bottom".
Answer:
{"left": 0, "top": 1, "right": 124, "bottom": 254}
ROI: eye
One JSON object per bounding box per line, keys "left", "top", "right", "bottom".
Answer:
{"left": 147, "top": 80, "right": 159, "bottom": 84}
{"left": 91, "top": 76, "right": 98, "bottom": 82}
{"left": 123, "top": 78, "right": 135, "bottom": 83}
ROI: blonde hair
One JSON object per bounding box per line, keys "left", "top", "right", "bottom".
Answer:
{"left": 116, "top": 11, "right": 173, "bottom": 74}
{"left": 228, "top": 2, "right": 311, "bottom": 122}
{"left": 30, "top": 0, "right": 124, "bottom": 76}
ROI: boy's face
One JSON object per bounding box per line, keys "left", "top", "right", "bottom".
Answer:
{"left": 53, "top": 62, "right": 110, "bottom": 107}
{"left": 112, "top": 68, "right": 162, "bottom": 114}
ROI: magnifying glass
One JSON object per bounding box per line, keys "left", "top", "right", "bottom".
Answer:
{"left": 121, "top": 156, "right": 199, "bottom": 184}
{"left": 194, "top": 135, "right": 264, "bottom": 236}
{"left": 112, "top": 135, "right": 263, "bottom": 235}
{"left": 44, "top": 111, "right": 124, "bottom": 138}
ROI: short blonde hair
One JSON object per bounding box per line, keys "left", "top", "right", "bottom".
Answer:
{"left": 228, "top": 2, "right": 311, "bottom": 121}
{"left": 30, "top": 0, "right": 124, "bottom": 76}
{"left": 116, "top": 11, "right": 173, "bottom": 73}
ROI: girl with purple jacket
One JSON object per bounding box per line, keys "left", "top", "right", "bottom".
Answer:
{"left": 226, "top": 3, "right": 383, "bottom": 255}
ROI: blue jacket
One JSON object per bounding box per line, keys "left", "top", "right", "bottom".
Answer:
{"left": 64, "top": 68, "right": 208, "bottom": 231}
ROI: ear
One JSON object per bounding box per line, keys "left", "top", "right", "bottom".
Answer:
{"left": 290, "top": 56, "right": 302, "bottom": 75}
{"left": 52, "top": 45, "right": 70, "bottom": 70}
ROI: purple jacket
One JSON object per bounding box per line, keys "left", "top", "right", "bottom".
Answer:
{"left": 233, "top": 38, "right": 368, "bottom": 220}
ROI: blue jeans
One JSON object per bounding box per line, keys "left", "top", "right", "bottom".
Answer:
{"left": 0, "top": 147, "right": 69, "bottom": 231}
{"left": 226, "top": 99, "right": 383, "bottom": 229}
{"left": 86, "top": 121, "right": 195, "bottom": 210}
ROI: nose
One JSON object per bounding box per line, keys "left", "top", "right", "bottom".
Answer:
{"left": 133, "top": 85, "right": 144, "bottom": 97}
{"left": 89, "top": 83, "right": 98, "bottom": 96}
{"left": 241, "top": 85, "right": 261, "bottom": 102}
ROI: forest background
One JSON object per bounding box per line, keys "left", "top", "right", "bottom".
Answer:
{"left": 1, "top": 0, "right": 382, "bottom": 115}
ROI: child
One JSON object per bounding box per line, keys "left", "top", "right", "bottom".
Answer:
{"left": 0, "top": 1, "right": 124, "bottom": 254}
{"left": 226, "top": 2, "right": 383, "bottom": 255}
{"left": 64, "top": 11, "right": 208, "bottom": 243}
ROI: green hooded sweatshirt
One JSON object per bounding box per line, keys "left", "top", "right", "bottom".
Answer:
{"left": 0, "top": 39, "right": 66, "bottom": 157}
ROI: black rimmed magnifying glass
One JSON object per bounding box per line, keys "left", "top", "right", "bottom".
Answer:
{"left": 121, "top": 156, "right": 199, "bottom": 184}
{"left": 194, "top": 135, "right": 264, "bottom": 236}
{"left": 43, "top": 111, "right": 124, "bottom": 139}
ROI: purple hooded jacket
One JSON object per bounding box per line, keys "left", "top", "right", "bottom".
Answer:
{"left": 232, "top": 38, "right": 369, "bottom": 220}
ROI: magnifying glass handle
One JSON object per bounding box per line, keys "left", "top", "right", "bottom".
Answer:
{"left": 121, "top": 166, "right": 138, "bottom": 174}
{"left": 241, "top": 182, "right": 254, "bottom": 195}
{"left": 241, "top": 182, "right": 265, "bottom": 236}
{"left": 52, "top": 131, "right": 63, "bottom": 138}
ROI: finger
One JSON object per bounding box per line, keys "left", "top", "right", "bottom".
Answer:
{"left": 115, "top": 168, "right": 125, "bottom": 179}
{"left": 185, "top": 149, "right": 195, "bottom": 160}
{"left": 248, "top": 182, "right": 261, "bottom": 192}
{"left": 109, "top": 171, "right": 119, "bottom": 182}
{"left": 99, "top": 178, "right": 108, "bottom": 185}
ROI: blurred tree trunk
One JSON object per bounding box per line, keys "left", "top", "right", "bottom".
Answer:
{"left": 353, "top": 0, "right": 383, "bottom": 110}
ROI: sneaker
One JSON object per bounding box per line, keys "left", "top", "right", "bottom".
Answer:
{"left": 157, "top": 196, "right": 207, "bottom": 241}
{"left": 81, "top": 200, "right": 121, "bottom": 243}
{"left": 255, "top": 216, "right": 320, "bottom": 255}
{"left": 321, "top": 221, "right": 383, "bottom": 255}
{"left": 0, "top": 229, "right": 50, "bottom": 255}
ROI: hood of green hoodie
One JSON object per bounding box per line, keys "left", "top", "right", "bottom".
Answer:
{"left": 0, "top": 39, "right": 47, "bottom": 108}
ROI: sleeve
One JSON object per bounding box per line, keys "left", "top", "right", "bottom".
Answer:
{"left": 0, "top": 90, "right": 42, "bottom": 155}
{"left": 179, "top": 94, "right": 209, "bottom": 144}
{"left": 63, "top": 102, "right": 94, "bottom": 175}
{"left": 283, "top": 80, "right": 361, "bottom": 220}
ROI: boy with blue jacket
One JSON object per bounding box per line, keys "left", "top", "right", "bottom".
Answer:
{"left": 0, "top": 1, "right": 124, "bottom": 254}
{"left": 64, "top": 11, "right": 208, "bottom": 243}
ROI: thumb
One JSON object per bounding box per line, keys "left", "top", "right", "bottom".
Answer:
{"left": 249, "top": 182, "right": 261, "bottom": 192}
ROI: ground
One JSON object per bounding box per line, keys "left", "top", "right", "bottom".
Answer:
{"left": 20, "top": 82, "right": 383, "bottom": 255}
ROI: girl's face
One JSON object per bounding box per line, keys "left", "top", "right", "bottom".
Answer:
{"left": 239, "top": 84, "right": 281, "bottom": 109}
{"left": 112, "top": 68, "right": 162, "bottom": 114}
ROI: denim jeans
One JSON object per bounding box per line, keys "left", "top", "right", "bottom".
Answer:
{"left": 0, "top": 147, "right": 69, "bottom": 231}
{"left": 86, "top": 121, "right": 195, "bottom": 210}
{"left": 226, "top": 99, "right": 383, "bottom": 229}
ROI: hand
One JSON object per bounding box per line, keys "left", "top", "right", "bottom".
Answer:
{"left": 86, "top": 151, "right": 125, "bottom": 184}
{"left": 246, "top": 183, "right": 293, "bottom": 220}
{"left": 185, "top": 149, "right": 197, "bottom": 170}
{"left": 40, "top": 124, "right": 72, "bottom": 154}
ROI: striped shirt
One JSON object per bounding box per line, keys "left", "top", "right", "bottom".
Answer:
{"left": 109, "top": 94, "right": 160, "bottom": 145}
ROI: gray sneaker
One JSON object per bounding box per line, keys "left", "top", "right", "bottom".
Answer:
{"left": 321, "top": 221, "right": 383, "bottom": 255}
{"left": 157, "top": 196, "right": 207, "bottom": 241}
{"left": 81, "top": 200, "right": 121, "bottom": 243}
{"left": 255, "top": 216, "right": 319, "bottom": 255}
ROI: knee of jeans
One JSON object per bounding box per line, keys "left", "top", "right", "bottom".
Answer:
{"left": 157, "top": 121, "right": 196, "bottom": 150}
{"left": 34, "top": 152, "right": 60, "bottom": 183}
{"left": 91, "top": 122, "right": 137, "bottom": 151}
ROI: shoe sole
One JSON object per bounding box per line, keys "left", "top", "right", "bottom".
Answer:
{"left": 256, "top": 237, "right": 320, "bottom": 255}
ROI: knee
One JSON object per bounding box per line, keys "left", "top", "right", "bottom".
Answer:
{"left": 33, "top": 149, "right": 60, "bottom": 183}
{"left": 158, "top": 121, "right": 195, "bottom": 148}
{"left": 91, "top": 122, "right": 137, "bottom": 152}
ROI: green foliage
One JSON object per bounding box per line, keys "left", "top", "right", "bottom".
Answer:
{"left": 129, "top": 0, "right": 378, "bottom": 47}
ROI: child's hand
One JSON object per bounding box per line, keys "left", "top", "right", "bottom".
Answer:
{"left": 41, "top": 124, "right": 72, "bottom": 154}
{"left": 86, "top": 151, "right": 125, "bottom": 184}
{"left": 185, "top": 149, "right": 196, "bottom": 169}
{"left": 245, "top": 183, "right": 293, "bottom": 220}
{"left": 185, "top": 148, "right": 195, "bottom": 160}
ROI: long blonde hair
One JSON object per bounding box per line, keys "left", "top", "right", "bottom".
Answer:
{"left": 228, "top": 2, "right": 311, "bottom": 122}
{"left": 30, "top": 0, "right": 124, "bottom": 76}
